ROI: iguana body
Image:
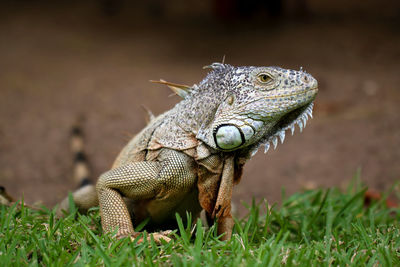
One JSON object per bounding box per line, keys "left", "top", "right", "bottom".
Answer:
{"left": 59, "top": 63, "right": 318, "bottom": 241}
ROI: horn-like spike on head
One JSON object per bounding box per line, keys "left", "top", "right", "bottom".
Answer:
{"left": 203, "top": 62, "right": 227, "bottom": 71}
{"left": 150, "top": 79, "right": 191, "bottom": 99}
{"left": 140, "top": 105, "right": 155, "bottom": 125}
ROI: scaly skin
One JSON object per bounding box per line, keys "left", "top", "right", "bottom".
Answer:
{"left": 61, "top": 63, "right": 318, "bottom": 242}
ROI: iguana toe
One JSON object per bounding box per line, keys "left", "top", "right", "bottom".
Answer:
{"left": 131, "top": 232, "right": 172, "bottom": 244}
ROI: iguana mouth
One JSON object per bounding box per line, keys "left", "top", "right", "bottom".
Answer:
{"left": 255, "top": 102, "right": 314, "bottom": 155}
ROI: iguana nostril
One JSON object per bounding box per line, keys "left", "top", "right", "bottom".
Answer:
{"left": 313, "top": 79, "right": 318, "bottom": 90}
{"left": 214, "top": 125, "right": 244, "bottom": 150}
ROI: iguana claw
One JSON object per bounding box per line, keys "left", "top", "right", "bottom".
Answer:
{"left": 124, "top": 232, "right": 173, "bottom": 244}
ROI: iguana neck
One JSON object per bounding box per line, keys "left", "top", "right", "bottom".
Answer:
{"left": 171, "top": 90, "right": 226, "bottom": 136}
{"left": 170, "top": 68, "right": 232, "bottom": 135}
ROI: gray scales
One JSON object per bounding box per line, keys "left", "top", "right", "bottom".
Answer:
{"left": 58, "top": 63, "right": 319, "bottom": 243}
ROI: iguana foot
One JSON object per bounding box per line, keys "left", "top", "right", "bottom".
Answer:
{"left": 117, "top": 231, "right": 173, "bottom": 244}
{"left": 134, "top": 232, "right": 172, "bottom": 244}
{"left": 146, "top": 232, "right": 172, "bottom": 244}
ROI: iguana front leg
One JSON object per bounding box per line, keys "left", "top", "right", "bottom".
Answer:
{"left": 213, "top": 155, "right": 235, "bottom": 240}
{"left": 96, "top": 149, "right": 197, "bottom": 240}
{"left": 96, "top": 162, "right": 160, "bottom": 238}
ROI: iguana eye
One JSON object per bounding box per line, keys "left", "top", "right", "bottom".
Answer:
{"left": 258, "top": 73, "right": 273, "bottom": 84}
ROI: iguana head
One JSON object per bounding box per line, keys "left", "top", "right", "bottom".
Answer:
{"left": 195, "top": 63, "right": 318, "bottom": 156}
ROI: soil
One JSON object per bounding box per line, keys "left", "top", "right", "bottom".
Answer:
{"left": 1, "top": 4, "right": 399, "bottom": 216}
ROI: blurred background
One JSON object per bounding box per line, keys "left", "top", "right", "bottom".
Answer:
{"left": 0, "top": 0, "right": 399, "bottom": 214}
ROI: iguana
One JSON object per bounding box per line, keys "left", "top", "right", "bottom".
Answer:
{"left": 38, "top": 63, "right": 320, "bottom": 242}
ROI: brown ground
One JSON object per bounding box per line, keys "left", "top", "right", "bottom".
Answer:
{"left": 1, "top": 4, "right": 399, "bottom": 216}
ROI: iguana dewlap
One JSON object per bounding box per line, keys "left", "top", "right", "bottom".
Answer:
{"left": 61, "top": 63, "right": 318, "bottom": 242}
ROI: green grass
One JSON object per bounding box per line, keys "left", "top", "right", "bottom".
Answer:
{"left": 1, "top": 183, "right": 399, "bottom": 266}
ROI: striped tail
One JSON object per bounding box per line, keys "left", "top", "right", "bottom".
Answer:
{"left": 0, "top": 186, "right": 14, "bottom": 205}
{"left": 57, "top": 122, "right": 99, "bottom": 216}
{"left": 70, "top": 124, "right": 92, "bottom": 188}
